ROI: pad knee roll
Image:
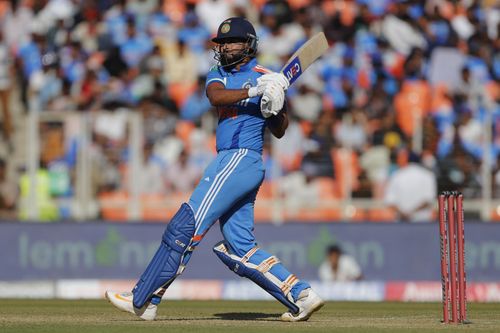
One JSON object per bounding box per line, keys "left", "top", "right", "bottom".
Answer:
{"left": 132, "top": 203, "right": 196, "bottom": 308}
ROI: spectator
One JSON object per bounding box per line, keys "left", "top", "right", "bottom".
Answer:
{"left": 120, "top": 18, "right": 154, "bottom": 68}
{"left": 360, "top": 135, "right": 390, "bottom": 200}
{"left": 165, "top": 148, "right": 201, "bottom": 193}
{"left": 18, "top": 160, "right": 60, "bottom": 221}
{"left": 437, "top": 134, "right": 481, "bottom": 198}
{"left": 177, "top": 11, "right": 211, "bottom": 55}
{"left": 454, "top": 66, "right": 494, "bottom": 113}
{"left": 289, "top": 81, "right": 323, "bottom": 122}
{"left": 384, "top": 149, "right": 437, "bottom": 222}
{"left": 318, "top": 244, "right": 363, "bottom": 282}
{"left": 334, "top": 109, "right": 368, "bottom": 151}
{"left": 29, "top": 52, "right": 63, "bottom": 110}
{"left": 381, "top": 1, "right": 427, "bottom": 55}
{"left": 163, "top": 37, "right": 197, "bottom": 86}
{"left": 0, "top": 0, "right": 498, "bottom": 222}
{"left": 180, "top": 76, "right": 211, "bottom": 122}
{"left": 0, "top": 158, "right": 17, "bottom": 219}
{"left": 2, "top": 1, "right": 34, "bottom": 51}
{"left": 128, "top": 141, "right": 166, "bottom": 195}
{"left": 0, "top": 31, "right": 13, "bottom": 146}
{"left": 195, "top": 0, "right": 231, "bottom": 34}
{"left": 301, "top": 115, "right": 334, "bottom": 177}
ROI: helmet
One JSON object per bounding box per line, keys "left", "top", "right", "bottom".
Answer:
{"left": 212, "top": 17, "right": 258, "bottom": 69}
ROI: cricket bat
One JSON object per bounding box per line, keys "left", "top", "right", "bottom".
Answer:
{"left": 261, "top": 32, "right": 328, "bottom": 107}
{"left": 281, "top": 31, "right": 329, "bottom": 85}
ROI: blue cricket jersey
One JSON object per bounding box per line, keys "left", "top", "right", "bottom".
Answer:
{"left": 205, "top": 58, "right": 272, "bottom": 155}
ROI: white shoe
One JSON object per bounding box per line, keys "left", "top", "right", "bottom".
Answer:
{"left": 105, "top": 291, "right": 157, "bottom": 321}
{"left": 281, "top": 288, "right": 324, "bottom": 322}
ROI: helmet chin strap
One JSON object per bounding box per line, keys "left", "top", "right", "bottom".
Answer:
{"left": 220, "top": 52, "right": 247, "bottom": 69}
{"left": 213, "top": 40, "right": 256, "bottom": 70}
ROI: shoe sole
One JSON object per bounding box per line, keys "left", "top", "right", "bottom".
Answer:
{"left": 105, "top": 292, "right": 129, "bottom": 314}
{"left": 105, "top": 291, "right": 139, "bottom": 316}
{"left": 300, "top": 300, "right": 325, "bottom": 321}
{"left": 105, "top": 292, "right": 156, "bottom": 321}
{"left": 281, "top": 301, "right": 325, "bottom": 323}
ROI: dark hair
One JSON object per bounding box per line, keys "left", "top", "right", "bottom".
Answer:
{"left": 408, "top": 150, "right": 421, "bottom": 164}
{"left": 327, "top": 244, "right": 342, "bottom": 255}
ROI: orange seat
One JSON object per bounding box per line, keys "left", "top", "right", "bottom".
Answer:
{"left": 322, "top": 1, "right": 356, "bottom": 26}
{"left": 485, "top": 81, "right": 499, "bottom": 101}
{"left": 164, "top": 0, "right": 186, "bottom": 24}
{"left": 140, "top": 194, "right": 167, "bottom": 221}
{"left": 331, "top": 148, "right": 360, "bottom": 198}
{"left": 431, "top": 83, "right": 452, "bottom": 113}
{"left": 316, "top": 177, "right": 337, "bottom": 199}
{"left": 254, "top": 199, "right": 273, "bottom": 222}
{"left": 284, "top": 206, "right": 342, "bottom": 222}
{"left": 168, "top": 82, "right": 197, "bottom": 108}
{"left": 99, "top": 191, "right": 128, "bottom": 221}
{"left": 367, "top": 207, "right": 396, "bottom": 222}
{"left": 256, "top": 180, "right": 274, "bottom": 199}
{"left": 141, "top": 192, "right": 189, "bottom": 221}
{"left": 175, "top": 120, "right": 195, "bottom": 147}
{"left": 394, "top": 80, "right": 431, "bottom": 136}
{"left": 99, "top": 191, "right": 191, "bottom": 221}
{"left": 488, "top": 207, "right": 500, "bottom": 221}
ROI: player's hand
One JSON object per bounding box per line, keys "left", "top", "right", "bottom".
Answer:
{"left": 257, "top": 73, "right": 289, "bottom": 91}
{"left": 260, "top": 82, "right": 285, "bottom": 118}
{"left": 248, "top": 80, "right": 267, "bottom": 98}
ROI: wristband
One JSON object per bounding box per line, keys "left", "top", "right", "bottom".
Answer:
{"left": 248, "top": 86, "right": 258, "bottom": 98}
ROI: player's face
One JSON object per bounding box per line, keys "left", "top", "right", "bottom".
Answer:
{"left": 215, "top": 39, "right": 250, "bottom": 68}
{"left": 219, "top": 41, "right": 246, "bottom": 54}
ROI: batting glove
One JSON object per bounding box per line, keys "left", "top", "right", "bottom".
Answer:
{"left": 248, "top": 80, "right": 267, "bottom": 98}
{"left": 257, "top": 72, "right": 289, "bottom": 91}
{"left": 261, "top": 82, "right": 285, "bottom": 118}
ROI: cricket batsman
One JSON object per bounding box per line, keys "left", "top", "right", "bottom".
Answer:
{"left": 106, "top": 17, "right": 324, "bottom": 322}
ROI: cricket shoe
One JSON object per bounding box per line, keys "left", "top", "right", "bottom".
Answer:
{"left": 105, "top": 291, "right": 157, "bottom": 321}
{"left": 281, "top": 288, "right": 324, "bottom": 322}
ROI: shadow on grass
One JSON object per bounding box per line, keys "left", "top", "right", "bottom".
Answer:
{"left": 108, "top": 312, "right": 279, "bottom": 322}
{"left": 213, "top": 312, "right": 279, "bottom": 321}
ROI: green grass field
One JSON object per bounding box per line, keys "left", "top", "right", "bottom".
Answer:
{"left": 1, "top": 300, "right": 499, "bottom": 333}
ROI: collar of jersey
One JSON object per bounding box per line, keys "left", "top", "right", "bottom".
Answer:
{"left": 223, "top": 58, "right": 257, "bottom": 74}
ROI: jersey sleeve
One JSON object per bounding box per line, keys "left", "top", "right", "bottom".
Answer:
{"left": 205, "top": 66, "right": 225, "bottom": 89}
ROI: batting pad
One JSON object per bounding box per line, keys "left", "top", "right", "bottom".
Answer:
{"left": 132, "top": 203, "right": 196, "bottom": 308}
{"left": 213, "top": 241, "right": 300, "bottom": 314}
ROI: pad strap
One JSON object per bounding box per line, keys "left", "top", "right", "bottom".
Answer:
{"left": 213, "top": 241, "right": 300, "bottom": 314}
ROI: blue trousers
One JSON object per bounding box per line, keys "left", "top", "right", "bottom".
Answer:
{"left": 188, "top": 148, "right": 309, "bottom": 300}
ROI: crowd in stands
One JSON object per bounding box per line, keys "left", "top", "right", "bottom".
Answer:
{"left": 0, "top": 0, "right": 499, "bottom": 222}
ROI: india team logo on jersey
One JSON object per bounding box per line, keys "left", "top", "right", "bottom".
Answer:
{"left": 238, "top": 81, "right": 253, "bottom": 107}
{"left": 242, "top": 81, "right": 252, "bottom": 90}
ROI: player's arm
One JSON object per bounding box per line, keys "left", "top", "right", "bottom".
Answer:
{"left": 266, "top": 106, "right": 288, "bottom": 139}
{"left": 206, "top": 81, "right": 265, "bottom": 106}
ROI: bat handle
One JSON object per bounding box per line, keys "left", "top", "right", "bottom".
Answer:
{"left": 261, "top": 95, "right": 269, "bottom": 104}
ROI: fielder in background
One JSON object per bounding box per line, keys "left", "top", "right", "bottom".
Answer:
{"left": 318, "top": 244, "right": 363, "bottom": 282}
{"left": 106, "top": 17, "right": 324, "bottom": 322}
